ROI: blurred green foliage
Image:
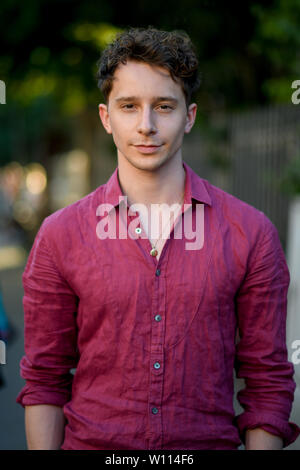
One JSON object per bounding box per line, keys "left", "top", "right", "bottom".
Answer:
{"left": 279, "top": 155, "right": 300, "bottom": 196}
{"left": 1, "top": 0, "right": 300, "bottom": 167}
{"left": 250, "top": 0, "right": 300, "bottom": 102}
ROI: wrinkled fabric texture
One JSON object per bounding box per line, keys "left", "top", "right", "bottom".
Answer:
{"left": 16, "top": 161, "right": 300, "bottom": 450}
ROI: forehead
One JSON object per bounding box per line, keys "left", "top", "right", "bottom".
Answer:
{"left": 109, "top": 60, "right": 184, "bottom": 101}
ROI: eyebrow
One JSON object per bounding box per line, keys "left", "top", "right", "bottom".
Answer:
{"left": 115, "top": 96, "right": 179, "bottom": 104}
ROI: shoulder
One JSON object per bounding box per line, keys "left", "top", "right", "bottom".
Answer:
{"left": 202, "top": 178, "right": 272, "bottom": 232}
{"left": 38, "top": 184, "right": 106, "bottom": 244}
{"left": 199, "top": 178, "right": 282, "bottom": 257}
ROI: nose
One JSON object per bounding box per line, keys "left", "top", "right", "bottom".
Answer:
{"left": 137, "top": 106, "right": 157, "bottom": 136}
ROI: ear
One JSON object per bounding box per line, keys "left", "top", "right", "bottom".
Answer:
{"left": 184, "top": 103, "right": 197, "bottom": 134}
{"left": 98, "top": 103, "right": 112, "bottom": 134}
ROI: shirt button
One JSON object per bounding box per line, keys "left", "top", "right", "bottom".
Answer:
{"left": 154, "top": 314, "right": 161, "bottom": 322}
{"left": 135, "top": 227, "right": 142, "bottom": 234}
{"left": 151, "top": 407, "right": 159, "bottom": 415}
{"left": 154, "top": 362, "right": 161, "bottom": 369}
{"left": 155, "top": 269, "right": 161, "bottom": 276}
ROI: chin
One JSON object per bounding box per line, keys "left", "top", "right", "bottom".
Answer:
{"left": 124, "top": 152, "right": 173, "bottom": 172}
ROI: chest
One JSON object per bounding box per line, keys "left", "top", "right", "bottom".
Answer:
{"left": 66, "top": 210, "right": 246, "bottom": 351}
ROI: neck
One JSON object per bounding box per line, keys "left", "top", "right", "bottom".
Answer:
{"left": 117, "top": 151, "right": 186, "bottom": 207}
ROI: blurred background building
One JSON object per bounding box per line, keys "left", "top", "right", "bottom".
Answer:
{"left": 0, "top": 0, "right": 300, "bottom": 449}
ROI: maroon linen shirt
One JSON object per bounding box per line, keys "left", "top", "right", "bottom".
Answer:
{"left": 16, "top": 161, "right": 300, "bottom": 450}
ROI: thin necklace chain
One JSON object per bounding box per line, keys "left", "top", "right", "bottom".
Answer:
{"left": 150, "top": 191, "right": 185, "bottom": 252}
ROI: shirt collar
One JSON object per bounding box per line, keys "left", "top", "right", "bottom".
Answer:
{"left": 104, "top": 160, "right": 212, "bottom": 209}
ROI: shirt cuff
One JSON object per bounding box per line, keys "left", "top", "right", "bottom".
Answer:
{"left": 234, "top": 412, "right": 300, "bottom": 448}
{"left": 16, "top": 383, "right": 71, "bottom": 408}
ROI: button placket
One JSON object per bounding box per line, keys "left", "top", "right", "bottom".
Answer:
{"left": 147, "top": 269, "right": 166, "bottom": 449}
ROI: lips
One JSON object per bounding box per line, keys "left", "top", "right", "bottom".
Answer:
{"left": 134, "top": 144, "right": 162, "bottom": 154}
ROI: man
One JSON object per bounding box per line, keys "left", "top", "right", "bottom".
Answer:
{"left": 17, "top": 27, "right": 300, "bottom": 450}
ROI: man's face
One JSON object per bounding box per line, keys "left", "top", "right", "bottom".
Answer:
{"left": 98, "top": 60, "right": 197, "bottom": 172}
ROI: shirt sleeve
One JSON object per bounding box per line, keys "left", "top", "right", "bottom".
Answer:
{"left": 233, "top": 213, "right": 300, "bottom": 448}
{"left": 16, "top": 218, "right": 79, "bottom": 408}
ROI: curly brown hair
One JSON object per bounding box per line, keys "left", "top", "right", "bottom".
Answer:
{"left": 96, "top": 27, "right": 201, "bottom": 107}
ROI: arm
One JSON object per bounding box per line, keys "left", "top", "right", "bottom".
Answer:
{"left": 25, "top": 405, "right": 66, "bottom": 450}
{"left": 234, "top": 214, "right": 300, "bottom": 449}
{"left": 245, "top": 428, "right": 283, "bottom": 450}
{"left": 16, "top": 219, "right": 79, "bottom": 447}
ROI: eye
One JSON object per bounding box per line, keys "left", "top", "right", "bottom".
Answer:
{"left": 121, "top": 104, "right": 135, "bottom": 110}
{"left": 158, "top": 104, "right": 174, "bottom": 111}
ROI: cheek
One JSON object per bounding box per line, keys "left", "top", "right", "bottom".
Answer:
{"left": 109, "top": 117, "right": 132, "bottom": 144}
{"left": 161, "top": 115, "right": 186, "bottom": 141}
